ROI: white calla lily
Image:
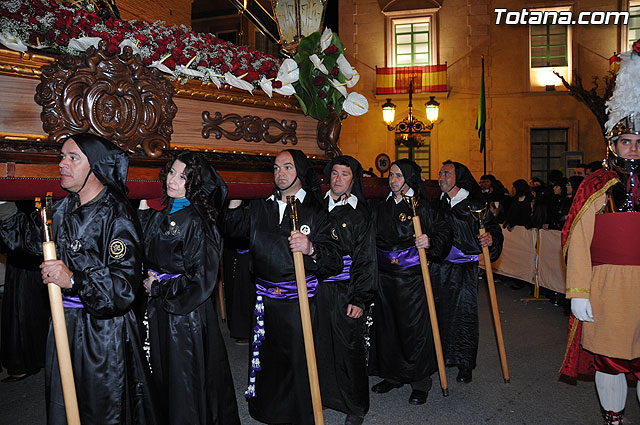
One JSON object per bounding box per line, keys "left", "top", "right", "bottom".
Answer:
{"left": 224, "top": 72, "right": 254, "bottom": 94}
{"left": 67, "top": 37, "right": 101, "bottom": 52}
{"left": 336, "top": 54, "right": 354, "bottom": 79}
{"left": 320, "top": 27, "right": 333, "bottom": 51}
{"left": 0, "top": 35, "right": 27, "bottom": 52}
{"left": 119, "top": 39, "right": 141, "bottom": 56}
{"left": 329, "top": 79, "right": 347, "bottom": 97}
{"left": 343, "top": 92, "right": 369, "bottom": 116}
{"left": 259, "top": 77, "right": 273, "bottom": 98}
{"left": 206, "top": 70, "right": 223, "bottom": 88}
{"left": 277, "top": 58, "right": 299, "bottom": 83}
{"left": 309, "top": 54, "right": 328, "bottom": 75}
{"left": 149, "top": 59, "right": 176, "bottom": 77}
{"left": 345, "top": 71, "right": 360, "bottom": 88}
{"left": 274, "top": 82, "right": 296, "bottom": 96}
{"left": 175, "top": 66, "right": 205, "bottom": 78}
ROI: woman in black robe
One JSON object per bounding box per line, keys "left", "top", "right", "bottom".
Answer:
{"left": 139, "top": 151, "right": 240, "bottom": 425}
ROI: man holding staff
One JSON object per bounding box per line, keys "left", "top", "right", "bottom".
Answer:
{"left": 369, "top": 158, "right": 452, "bottom": 405}
{"left": 223, "top": 149, "right": 342, "bottom": 425}
{"left": 433, "top": 160, "right": 503, "bottom": 384}
{"left": 0, "top": 133, "right": 158, "bottom": 425}
{"left": 318, "top": 155, "right": 377, "bottom": 425}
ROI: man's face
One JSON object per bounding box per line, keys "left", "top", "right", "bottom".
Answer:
{"left": 388, "top": 164, "right": 409, "bottom": 196}
{"left": 572, "top": 167, "right": 586, "bottom": 177}
{"left": 330, "top": 164, "right": 354, "bottom": 199}
{"left": 274, "top": 151, "right": 301, "bottom": 193}
{"left": 59, "top": 138, "right": 91, "bottom": 193}
{"left": 438, "top": 163, "right": 457, "bottom": 194}
{"left": 166, "top": 159, "right": 187, "bottom": 199}
{"left": 479, "top": 178, "right": 490, "bottom": 191}
{"left": 613, "top": 134, "right": 640, "bottom": 159}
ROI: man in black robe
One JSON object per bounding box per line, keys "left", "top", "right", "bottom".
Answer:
{"left": 369, "top": 159, "right": 452, "bottom": 405}
{"left": 317, "top": 156, "right": 377, "bottom": 425}
{"left": 223, "top": 149, "right": 342, "bottom": 425}
{"left": 0, "top": 133, "right": 157, "bottom": 425}
{"left": 432, "top": 160, "right": 503, "bottom": 383}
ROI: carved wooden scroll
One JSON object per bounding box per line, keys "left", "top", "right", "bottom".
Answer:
{"left": 34, "top": 41, "right": 177, "bottom": 158}
{"left": 201, "top": 111, "right": 298, "bottom": 145}
{"left": 316, "top": 104, "right": 347, "bottom": 159}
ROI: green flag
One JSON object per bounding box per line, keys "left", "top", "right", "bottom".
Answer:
{"left": 476, "top": 57, "right": 486, "bottom": 153}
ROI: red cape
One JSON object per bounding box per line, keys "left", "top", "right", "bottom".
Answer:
{"left": 559, "top": 168, "right": 619, "bottom": 378}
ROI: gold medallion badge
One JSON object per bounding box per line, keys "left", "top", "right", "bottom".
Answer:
{"left": 399, "top": 213, "right": 407, "bottom": 222}
{"left": 109, "top": 239, "right": 126, "bottom": 260}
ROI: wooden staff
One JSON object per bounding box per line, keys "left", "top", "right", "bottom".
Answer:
{"left": 404, "top": 195, "right": 449, "bottom": 397}
{"left": 470, "top": 205, "right": 510, "bottom": 384}
{"left": 36, "top": 194, "right": 81, "bottom": 425}
{"left": 287, "top": 196, "right": 324, "bottom": 424}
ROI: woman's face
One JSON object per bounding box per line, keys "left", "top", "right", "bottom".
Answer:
{"left": 553, "top": 185, "right": 561, "bottom": 196}
{"left": 166, "top": 160, "right": 187, "bottom": 199}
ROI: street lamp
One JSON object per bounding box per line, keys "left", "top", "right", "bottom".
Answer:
{"left": 381, "top": 80, "right": 440, "bottom": 160}
{"left": 271, "top": 0, "right": 327, "bottom": 54}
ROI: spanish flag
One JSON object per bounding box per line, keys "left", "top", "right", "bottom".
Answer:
{"left": 376, "top": 65, "right": 447, "bottom": 95}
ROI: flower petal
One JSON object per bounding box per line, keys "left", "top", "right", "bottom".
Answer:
{"left": 274, "top": 82, "right": 296, "bottom": 96}
{"left": 310, "top": 54, "right": 329, "bottom": 75}
{"left": 67, "top": 37, "right": 101, "bottom": 52}
{"left": 224, "top": 72, "right": 255, "bottom": 94}
{"left": 329, "top": 79, "right": 347, "bottom": 97}
{"left": 176, "top": 66, "right": 205, "bottom": 78}
{"left": 277, "top": 58, "right": 299, "bottom": 83}
{"left": 320, "top": 27, "right": 333, "bottom": 51}
{"left": 343, "top": 92, "right": 369, "bottom": 116}
{"left": 149, "top": 61, "right": 176, "bottom": 76}
{"left": 259, "top": 76, "right": 273, "bottom": 98}
{"left": 336, "top": 54, "right": 354, "bottom": 79}
{"left": 345, "top": 71, "right": 360, "bottom": 88}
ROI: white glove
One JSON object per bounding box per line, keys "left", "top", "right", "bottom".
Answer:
{"left": 571, "top": 298, "right": 594, "bottom": 322}
{"left": 138, "top": 199, "right": 149, "bottom": 210}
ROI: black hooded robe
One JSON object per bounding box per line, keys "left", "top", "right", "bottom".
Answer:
{"left": 368, "top": 195, "right": 452, "bottom": 384}
{"left": 139, "top": 204, "right": 240, "bottom": 425}
{"left": 223, "top": 193, "right": 342, "bottom": 425}
{"left": 431, "top": 195, "right": 503, "bottom": 370}
{"left": 317, "top": 197, "right": 377, "bottom": 417}
{"left": 0, "top": 190, "right": 158, "bottom": 425}
{"left": 222, "top": 235, "right": 255, "bottom": 341}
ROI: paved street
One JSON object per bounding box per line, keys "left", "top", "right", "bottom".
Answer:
{"left": 1, "top": 277, "right": 638, "bottom": 424}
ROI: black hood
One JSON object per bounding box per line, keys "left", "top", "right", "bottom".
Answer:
{"left": 193, "top": 153, "right": 228, "bottom": 212}
{"left": 324, "top": 155, "right": 366, "bottom": 201}
{"left": 392, "top": 158, "right": 428, "bottom": 200}
{"left": 448, "top": 161, "right": 482, "bottom": 199}
{"left": 281, "top": 149, "right": 322, "bottom": 202}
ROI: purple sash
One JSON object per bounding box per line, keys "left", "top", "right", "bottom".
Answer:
{"left": 148, "top": 269, "right": 182, "bottom": 281}
{"left": 377, "top": 246, "right": 421, "bottom": 271}
{"left": 62, "top": 295, "right": 83, "bottom": 309}
{"left": 255, "top": 275, "right": 318, "bottom": 299}
{"left": 323, "top": 255, "right": 352, "bottom": 283}
{"left": 236, "top": 249, "right": 250, "bottom": 255}
{"left": 444, "top": 245, "right": 479, "bottom": 264}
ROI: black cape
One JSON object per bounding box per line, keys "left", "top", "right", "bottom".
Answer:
{"left": 222, "top": 235, "right": 255, "bottom": 341}
{"left": 0, "top": 189, "right": 158, "bottom": 425}
{"left": 223, "top": 192, "right": 342, "bottom": 425}
{"left": 139, "top": 204, "right": 240, "bottom": 425}
{"left": 431, "top": 194, "right": 503, "bottom": 369}
{"left": 368, "top": 195, "right": 452, "bottom": 383}
{"left": 317, "top": 197, "right": 377, "bottom": 416}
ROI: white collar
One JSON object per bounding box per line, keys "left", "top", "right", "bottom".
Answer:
{"left": 268, "top": 188, "right": 306, "bottom": 223}
{"left": 325, "top": 191, "right": 358, "bottom": 212}
{"left": 441, "top": 187, "right": 469, "bottom": 207}
{"left": 386, "top": 187, "right": 414, "bottom": 204}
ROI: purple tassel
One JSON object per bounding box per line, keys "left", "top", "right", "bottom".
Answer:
{"left": 245, "top": 295, "right": 265, "bottom": 398}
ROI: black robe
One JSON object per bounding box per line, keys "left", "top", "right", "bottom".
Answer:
{"left": 368, "top": 196, "right": 452, "bottom": 384}
{"left": 222, "top": 236, "right": 255, "bottom": 341}
{"left": 0, "top": 248, "right": 50, "bottom": 376}
{"left": 0, "top": 190, "right": 158, "bottom": 425}
{"left": 317, "top": 198, "right": 377, "bottom": 417}
{"left": 223, "top": 193, "right": 342, "bottom": 425}
{"left": 432, "top": 195, "right": 503, "bottom": 370}
{"left": 139, "top": 205, "right": 240, "bottom": 425}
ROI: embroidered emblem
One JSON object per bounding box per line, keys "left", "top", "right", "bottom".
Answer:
{"left": 69, "top": 239, "right": 82, "bottom": 252}
{"left": 300, "top": 224, "right": 311, "bottom": 235}
{"left": 109, "top": 239, "right": 126, "bottom": 260}
{"left": 166, "top": 220, "right": 181, "bottom": 236}
{"left": 399, "top": 213, "right": 407, "bottom": 222}
{"left": 272, "top": 288, "right": 283, "bottom": 295}
{"left": 391, "top": 256, "right": 399, "bottom": 264}
{"left": 331, "top": 228, "right": 339, "bottom": 240}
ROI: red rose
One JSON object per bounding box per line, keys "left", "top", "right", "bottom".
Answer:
{"left": 330, "top": 66, "right": 339, "bottom": 76}
{"left": 220, "top": 64, "right": 230, "bottom": 73}
{"left": 313, "top": 75, "right": 325, "bottom": 86}
{"left": 633, "top": 40, "right": 640, "bottom": 55}
{"left": 323, "top": 45, "right": 338, "bottom": 55}
{"left": 246, "top": 71, "right": 259, "bottom": 82}
{"left": 272, "top": 80, "right": 283, "bottom": 89}
{"left": 318, "top": 89, "right": 327, "bottom": 99}
{"left": 106, "top": 44, "right": 118, "bottom": 55}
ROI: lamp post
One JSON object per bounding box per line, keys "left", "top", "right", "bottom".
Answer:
{"left": 271, "top": 0, "right": 327, "bottom": 54}
{"left": 382, "top": 81, "right": 440, "bottom": 160}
